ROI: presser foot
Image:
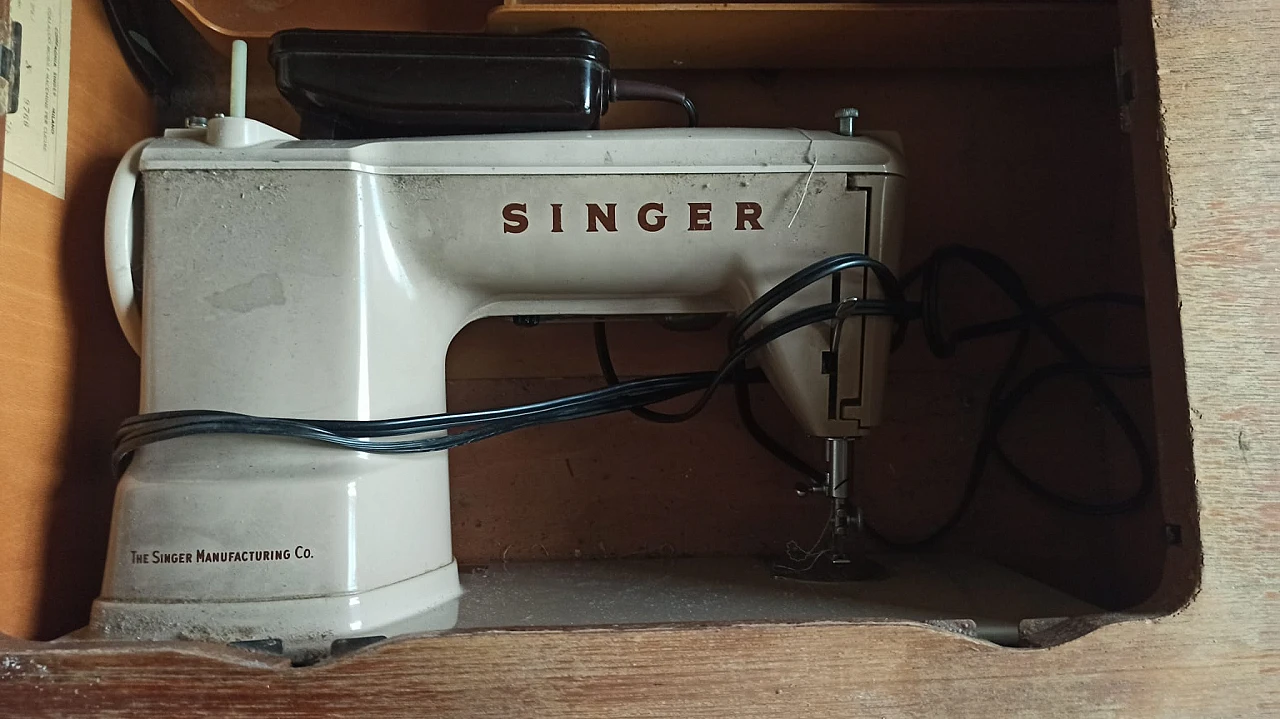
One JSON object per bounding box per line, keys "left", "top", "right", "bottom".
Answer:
{"left": 775, "top": 437, "right": 890, "bottom": 582}
{"left": 773, "top": 503, "right": 890, "bottom": 582}
{"left": 773, "top": 552, "right": 889, "bottom": 583}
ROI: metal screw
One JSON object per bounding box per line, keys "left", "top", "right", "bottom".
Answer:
{"left": 795, "top": 482, "right": 819, "bottom": 497}
{"left": 185, "top": 116, "right": 208, "bottom": 129}
{"left": 835, "top": 107, "right": 859, "bottom": 136}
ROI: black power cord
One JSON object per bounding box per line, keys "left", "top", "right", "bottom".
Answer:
{"left": 593, "top": 245, "right": 1153, "bottom": 549}
{"left": 593, "top": 322, "right": 837, "bottom": 493}
{"left": 878, "top": 246, "right": 1152, "bottom": 548}
{"left": 734, "top": 377, "right": 825, "bottom": 491}
{"left": 592, "top": 322, "right": 691, "bottom": 424}
{"left": 610, "top": 79, "right": 699, "bottom": 127}
{"left": 112, "top": 254, "right": 908, "bottom": 476}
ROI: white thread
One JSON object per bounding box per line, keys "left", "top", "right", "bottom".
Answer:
{"left": 782, "top": 511, "right": 834, "bottom": 572}
{"left": 787, "top": 140, "right": 820, "bottom": 229}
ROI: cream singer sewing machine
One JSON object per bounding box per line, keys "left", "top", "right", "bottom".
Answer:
{"left": 89, "top": 113, "right": 905, "bottom": 654}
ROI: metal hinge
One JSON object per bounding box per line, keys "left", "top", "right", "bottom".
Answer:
{"left": 1113, "top": 46, "right": 1134, "bottom": 134}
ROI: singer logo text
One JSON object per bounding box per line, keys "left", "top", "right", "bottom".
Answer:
{"left": 501, "top": 202, "right": 764, "bottom": 234}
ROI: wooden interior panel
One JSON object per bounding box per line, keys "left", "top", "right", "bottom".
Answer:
{"left": 171, "top": 0, "right": 1118, "bottom": 69}
{"left": 0, "top": 0, "right": 152, "bottom": 640}
{"left": 168, "top": 0, "right": 492, "bottom": 63}
{"left": 448, "top": 377, "right": 830, "bottom": 563}
{"left": 172, "top": 0, "right": 494, "bottom": 42}
{"left": 486, "top": 2, "right": 1120, "bottom": 69}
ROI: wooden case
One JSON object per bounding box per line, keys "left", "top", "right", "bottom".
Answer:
{"left": 0, "top": 0, "right": 1275, "bottom": 715}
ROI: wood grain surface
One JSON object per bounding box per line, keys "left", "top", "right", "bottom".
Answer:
{"left": 0, "top": 0, "right": 152, "bottom": 640}
{"left": 171, "top": 0, "right": 1117, "bottom": 69}
{"left": 3, "top": 0, "right": 1278, "bottom": 714}
{"left": 172, "top": 0, "right": 495, "bottom": 39}
{"left": 486, "top": 2, "right": 1120, "bottom": 69}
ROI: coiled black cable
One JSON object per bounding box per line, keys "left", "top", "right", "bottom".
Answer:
{"left": 869, "top": 245, "right": 1153, "bottom": 548}
{"left": 594, "top": 245, "right": 1154, "bottom": 549}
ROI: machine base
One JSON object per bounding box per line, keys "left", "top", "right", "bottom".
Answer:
{"left": 446, "top": 555, "right": 1096, "bottom": 646}
{"left": 87, "top": 559, "right": 461, "bottom": 656}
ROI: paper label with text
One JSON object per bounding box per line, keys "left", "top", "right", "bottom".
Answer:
{"left": 3, "top": 0, "right": 72, "bottom": 199}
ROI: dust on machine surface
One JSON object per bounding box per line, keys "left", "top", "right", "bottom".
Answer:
{"left": 85, "top": 29, "right": 1151, "bottom": 661}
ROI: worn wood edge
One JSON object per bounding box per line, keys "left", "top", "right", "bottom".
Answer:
{"left": 169, "top": 0, "right": 492, "bottom": 48}
{"left": 0, "top": 607, "right": 1184, "bottom": 674}
{"left": 0, "top": 622, "right": 1003, "bottom": 686}
{"left": 1116, "top": 0, "right": 1204, "bottom": 616}
{"left": 169, "top": 0, "right": 265, "bottom": 52}
{"left": 336, "top": 618, "right": 1001, "bottom": 659}
{"left": 1017, "top": 612, "right": 1165, "bottom": 648}
{"left": 0, "top": 634, "right": 289, "bottom": 670}
{"left": 1151, "top": 0, "right": 1280, "bottom": 645}
{"left": 0, "top": 615, "right": 1136, "bottom": 669}
{"left": 0, "top": 615, "right": 1239, "bottom": 719}
{"left": 0, "top": 616, "right": 1263, "bottom": 717}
